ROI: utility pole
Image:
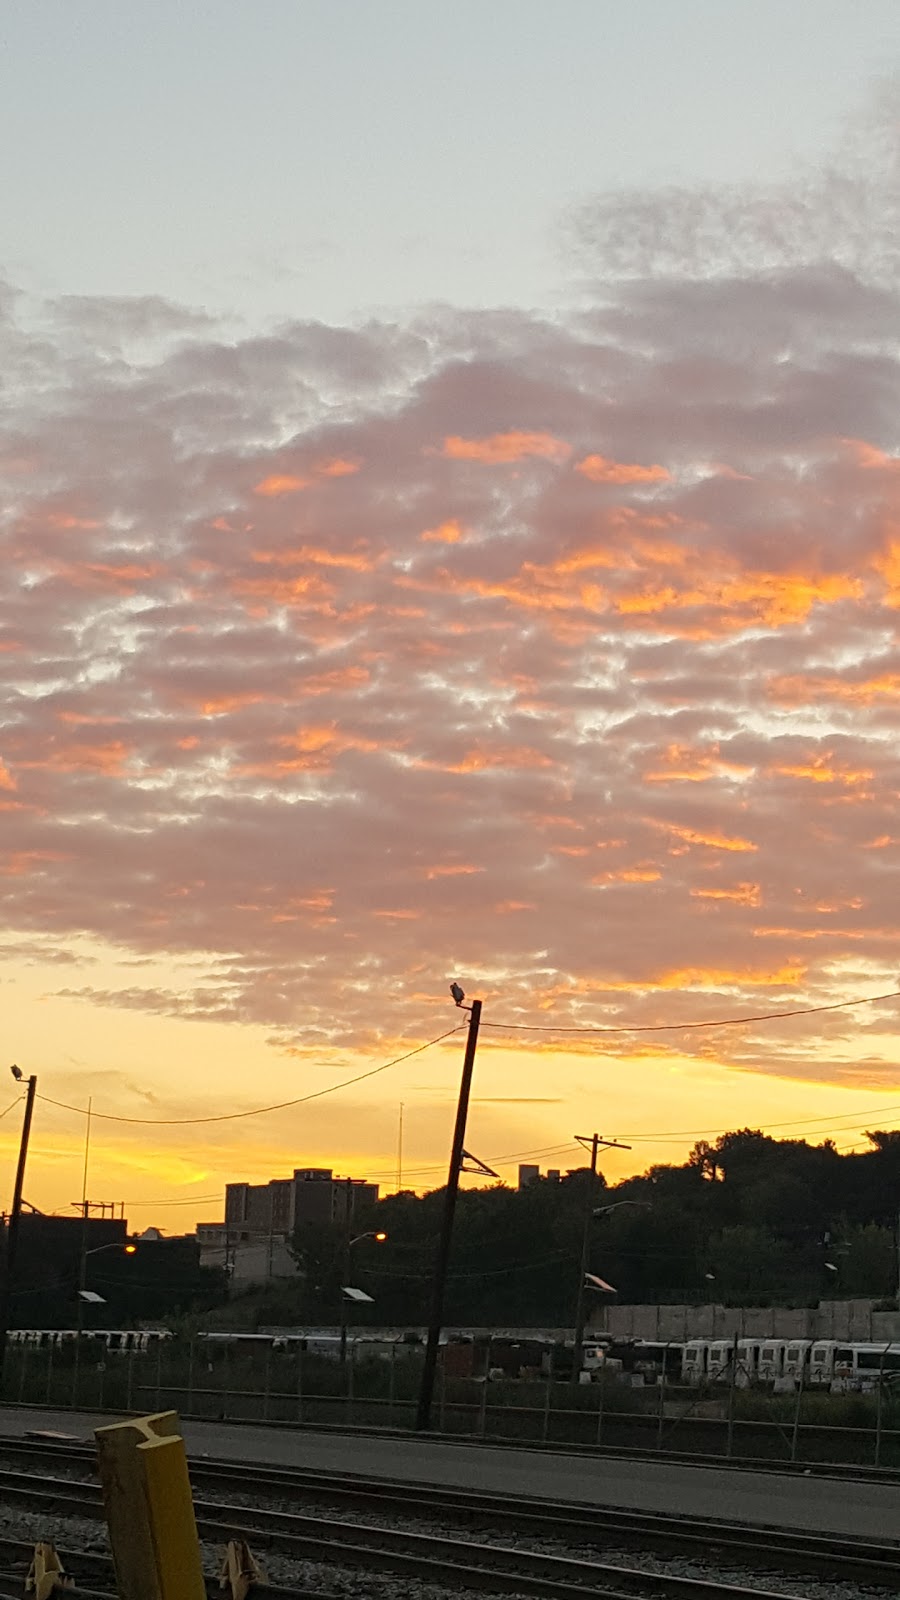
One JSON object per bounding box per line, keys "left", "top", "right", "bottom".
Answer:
{"left": 0, "top": 1071, "right": 37, "bottom": 1393}
{"left": 571, "top": 1132, "right": 630, "bottom": 1383}
{"left": 416, "top": 991, "right": 481, "bottom": 1431}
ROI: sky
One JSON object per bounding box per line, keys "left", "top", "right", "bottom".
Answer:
{"left": 1, "top": 4, "right": 900, "bottom": 1232}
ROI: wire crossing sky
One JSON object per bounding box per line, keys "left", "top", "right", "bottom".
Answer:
{"left": 1, "top": 5, "right": 899, "bottom": 1223}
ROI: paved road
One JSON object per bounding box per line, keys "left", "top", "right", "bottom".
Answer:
{"left": 1, "top": 1405, "right": 898, "bottom": 1541}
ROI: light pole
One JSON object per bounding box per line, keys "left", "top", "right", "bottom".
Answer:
{"left": 0, "top": 1066, "right": 37, "bottom": 1395}
{"left": 77, "top": 1239, "right": 138, "bottom": 1332}
{"left": 339, "top": 1229, "right": 386, "bottom": 1362}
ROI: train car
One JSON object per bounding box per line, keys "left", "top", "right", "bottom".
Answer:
{"left": 809, "top": 1340, "right": 837, "bottom": 1385}
{"left": 834, "top": 1342, "right": 900, "bottom": 1392}
{"left": 706, "top": 1340, "right": 733, "bottom": 1382}
{"left": 735, "top": 1339, "right": 762, "bottom": 1387}
{"left": 782, "top": 1340, "right": 812, "bottom": 1386}
{"left": 757, "top": 1339, "right": 786, "bottom": 1383}
{"left": 681, "top": 1339, "right": 707, "bottom": 1385}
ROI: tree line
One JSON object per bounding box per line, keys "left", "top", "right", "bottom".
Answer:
{"left": 284, "top": 1128, "right": 900, "bottom": 1326}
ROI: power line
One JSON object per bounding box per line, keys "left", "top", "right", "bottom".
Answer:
{"left": 613, "top": 1103, "right": 900, "bottom": 1142}
{"left": 481, "top": 987, "right": 900, "bottom": 1035}
{"left": 0, "top": 1095, "right": 23, "bottom": 1122}
{"left": 36, "top": 1028, "right": 463, "bottom": 1126}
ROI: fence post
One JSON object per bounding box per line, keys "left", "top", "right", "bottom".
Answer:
{"left": 17, "top": 1340, "right": 27, "bottom": 1404}
{"left": 726, "top": 1332, "right": 738, "bottom": 1459}
{"left": 72, "top": 1339, "right": 81, "bottom": 1409}
{"left": 595, "top": 1366, "right": 605, "bottom": 1447}
{"left": 875, "top": 1346, "right": 887, "bottom": 1467}
{"left": 479, "top": 1336, "right": 492, "bottom": 1438}
{"left": 126, "top": 1349, "right": 135, "bottom": 1413}
{"left": 95, "top": 1410, "right": 205, "bottom": 1600}
{"left": 296, "top": 1343, "right": 304, "bottom": 1425}
{"left": 790, "top": 1356, "right": 806, "bottom": 1463}
{"left": 187, "top": 1340, "right": 194, "bottom": 1418}
{"left": 263, "top": 1342, "right": 271, "bottom": 1424}
{"left": 656, "top": 1343, "right": 668, "bottom": 1449}
{"left": 44, "top": 1339, "right": 53, "bottom": 1406}
{"left": 542, "top": 1345, "right": 553, "bottom": 1443}
{"left": 222, "top": 1341, "right": 230, "bottom": 1420}
{"left": 388, "top": 1343, "right": 396, "bottom": 1427}
{"left": 437, "top": 1348, "right": 446, "bottom": 1433}
{"left": 347, "top": 1340, "right": 355, "bottom": 1425}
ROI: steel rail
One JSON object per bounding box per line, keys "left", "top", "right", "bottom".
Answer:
{"left": 0, "top": 1469, "right": 896, "bottom": 1599}
{"left": 1, "top": 1441, "right": 899, "bottom": 1585}
{"left": 0, "top": 1534, "right": 336, "bottom": 1600}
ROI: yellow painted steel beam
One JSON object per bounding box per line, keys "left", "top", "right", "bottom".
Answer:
{"left": 95, "top": 1410, "right": 206, "bottom": 1600}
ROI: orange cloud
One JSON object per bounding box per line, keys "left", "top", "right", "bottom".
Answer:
{"left": 199, "top": 692, "right": 267, "bottom": 716}
{"left": 664, "top": 824, "right": 757, "bottom": 853}
{"left": 423, "top": 864, "right": 483, "bottom": 879}
{"left": 442, "top": 744, "right": 555, "bottom": 773}
{"left": 644, "top": 744, "right": 750, "bottom": 783}
{"left": 420, "top": 520, "right": 464, "bottom": 543}
{"left": 0, "top": 762, "right": 16, "bottom": 791}
{"left": 594, "top": 866, "right": 661, "bottom": 884}
{"left": 655, "top": 961, "right": 806, "bottom": 990}
{"left": 315, "top": 457, "right": 361, "bottom": 478}
{"left": 438, "top": 431, "right": 571, "bottom": 465}
{"left": 0, "top": 849, "right": 66, "bottom": 876}
{"left": 494, "top": 900, "right": 536, "bottom": 912}
{"left": 253, "top": 474, "right": 310, "bottom": 497}
{"left": 21, "top": 742, "right": 132, "bottom": 776}
{"left": 616, "top": 571, "right": 860, "bottom": 628}
{"left": 770, "top": 672, "right": 900, "bottom": 706}
{"left": 251, "top": 544, "right": 374, "bottom": 572}
{"left": 772, "top": 757, "right": 873, "bottom": 786}
{"left": 576, "top": 454, "right": 669, "bottom": 485}
{"left": 691, "top": 883, "right": 761, "bottom": 907}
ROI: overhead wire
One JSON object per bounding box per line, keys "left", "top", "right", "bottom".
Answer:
{"left": 0, "top": 1094, "right": 23, "bottom": 1121}
{"left": 36, "top": 1026, "right": 463, "bottom": 1126}
{"left": 610, "top": 1102, "right": 900, "bottom": 1142}
{"left": 481, "top": 987, "right": 900, "bottom": 1035}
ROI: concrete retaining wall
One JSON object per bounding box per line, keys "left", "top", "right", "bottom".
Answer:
{"left": 589, "top": 1299, "right": 900, "bottom": 1341}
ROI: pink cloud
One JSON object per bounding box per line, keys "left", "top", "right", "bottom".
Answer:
{"left": 0, "top": 157, "right": 899, "bottom": 1089}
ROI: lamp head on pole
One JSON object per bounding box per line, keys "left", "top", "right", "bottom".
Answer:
{"left": 449, "top": 982, "right": 465, "bottom": 1007}
{"left": 9, "top": 1064, "right": 22, "bottom": 1082}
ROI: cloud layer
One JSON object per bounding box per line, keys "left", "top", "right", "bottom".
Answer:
{"left": 2, "top": 135, "right": 900, "bottom": 1089}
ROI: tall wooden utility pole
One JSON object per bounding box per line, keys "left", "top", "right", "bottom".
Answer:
{"left": 0, "top": 1071, "right": 37, "bottom": 1392}
{"left": 416, "top": 992, "right": 481, "bottom": 1431}
{"left": 571, "top": 1131, "right": 630, "bottom": 1382}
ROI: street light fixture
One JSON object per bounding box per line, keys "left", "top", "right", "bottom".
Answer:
{"left": 340, "top": 1230, "right": 387, "bottom": 1361}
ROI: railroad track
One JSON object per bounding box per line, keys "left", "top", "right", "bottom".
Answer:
{"left": 0, "top": 1465, "right": 898, "bottom": 1598}
{"left": 0, "top": 1435, "right": 899, "bottom": 1588}
{"left": 0, "top": 1535, "right": 343, "bottom": 1600}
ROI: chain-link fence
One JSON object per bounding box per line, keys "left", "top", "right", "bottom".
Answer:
{"left": 4, "top": 1334, "right": 900, "bottom": 1468}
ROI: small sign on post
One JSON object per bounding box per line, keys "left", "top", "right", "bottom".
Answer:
{"left": 95, "top": 1410, "right": 205, "bottom": 1600}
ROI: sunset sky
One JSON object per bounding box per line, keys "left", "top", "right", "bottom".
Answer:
{"left": 2, "top": 5, "right": 900, "bottom": 1233}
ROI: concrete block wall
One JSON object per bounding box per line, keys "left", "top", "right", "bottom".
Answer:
{"left": 589, "top": 1299, "right": 900, "bottom": 1341}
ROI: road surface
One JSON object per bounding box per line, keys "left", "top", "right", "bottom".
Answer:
{"left": 0, "top": 1405, "right": 897, "bottom": 1541}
